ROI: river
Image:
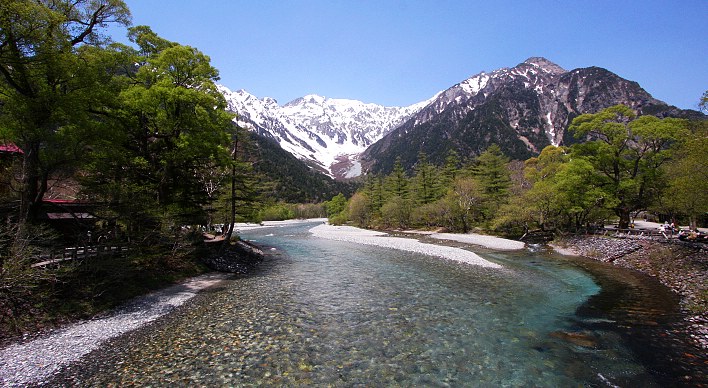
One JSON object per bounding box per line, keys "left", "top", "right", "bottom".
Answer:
{"left": 52, "top": 220, "right": 701, "bottom": 386}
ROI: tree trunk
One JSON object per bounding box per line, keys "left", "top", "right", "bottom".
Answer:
{"left": 617, "top": 209, "right": 631, "bottom": 229}
{"left": 19, "top": 142, "right": 45, "bottom": 222}
{"left": 221, "top": 138, "right": 239, "bottom": 253}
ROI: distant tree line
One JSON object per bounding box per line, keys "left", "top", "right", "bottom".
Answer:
{"left": 328, "top": 105, "right": 707, "bottom": 236}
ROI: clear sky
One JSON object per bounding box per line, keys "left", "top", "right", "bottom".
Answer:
{"left": 109, "top": 0, "right": 707, "bottom": 110}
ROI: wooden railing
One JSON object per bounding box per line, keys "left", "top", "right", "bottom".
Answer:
{"left": 598, "top": 226, "right": 675, "bottom": 240}
{"left": 31, "top": 244, "right": 127, "bottom": 268}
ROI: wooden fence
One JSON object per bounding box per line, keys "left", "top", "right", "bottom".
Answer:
{"left": 597, "top": 226, "right": 675, "bottom": 240}
{"left": 31, "top": 244, "right": 127, "bottom": 268}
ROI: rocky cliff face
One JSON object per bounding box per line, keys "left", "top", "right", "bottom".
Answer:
{"left": 362, "top": 57, "right": 701, "bottom": 174}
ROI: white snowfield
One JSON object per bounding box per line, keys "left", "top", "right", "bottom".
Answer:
{"left": 309, "top": 224, "right": 503, "bottom": 269}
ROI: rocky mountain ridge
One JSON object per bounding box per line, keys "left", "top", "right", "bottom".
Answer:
{"left": 362, "top": 57, "right": 702, "bottom": 174}
{"left": 221, "top": 57, "right": 703, "bottom": 178}
{"left": 219, "top": 86, "right": 432, "bottom": 178}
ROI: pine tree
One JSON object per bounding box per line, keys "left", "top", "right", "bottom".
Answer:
{"left": 386, "top": 157, "right": 409, "bottom": 200}
{"left": 439, "top": 149, "right": 461, "bottom": 196}
{"left": 413, "top": 152, "right": 437, "bottom": 205}
{"left": 473, "top": 144, "right": 512, "bottom": 219}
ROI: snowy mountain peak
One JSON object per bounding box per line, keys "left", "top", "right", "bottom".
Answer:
{"left": 285, "top": 94, "right": 327, "bottom": 107}
{"left": 459, "top": 72, "right": 490, "bottom": 96}
{"left": 220, "top": 85, "right": 431, "bottom": 179}
{"left": 522, "top": 57, "right": 566, "bottom": 75}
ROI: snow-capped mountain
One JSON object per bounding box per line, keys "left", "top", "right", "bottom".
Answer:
{"left": 406, "top": 57, "right": 578, "bottom": 147}
{"left": 221, "top": 57, "right": 702, "bottom": 179}
{"left": 219, "top": 86, "right": 432, "bottom": 179}
{"left": 362, "top": 57, "right": 702, "bottom": 174}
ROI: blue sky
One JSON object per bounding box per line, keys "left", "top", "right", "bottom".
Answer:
{"left": 109, "top": 1, "right": 707, "bottom": 110}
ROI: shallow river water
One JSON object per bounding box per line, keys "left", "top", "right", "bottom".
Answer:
{"left": 54, "top": 221, "right": 701, "bottom": 386}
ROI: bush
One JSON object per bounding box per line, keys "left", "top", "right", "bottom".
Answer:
{"left": 348, "top": 192, "right": 372, "bottom": 228}
{"left": 293, "top": 203, "right": 327, "bottom": 219}
{"left": 258, "top": 203, "right": 295, "bottom": 221}
{"left": 381, "top": 196, "right": 412, "bottom": 229}
{"left": 328, "top": 212, "right": 348, "bottom": 226}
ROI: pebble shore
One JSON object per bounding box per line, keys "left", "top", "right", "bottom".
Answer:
{"left": 309, "top": 224, "right": 503, "bottom": 268}
{"left": 3, "top": 222, "right": 705, "bottom": 385}
{"left": 0, "top": 273, "right": 231, "bottom": 387}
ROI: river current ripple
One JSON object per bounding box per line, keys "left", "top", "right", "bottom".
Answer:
{"left": 50, "top": 221, "right": 699, "bottom": 386}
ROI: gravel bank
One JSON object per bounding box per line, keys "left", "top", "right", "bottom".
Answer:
{"left": 429, "top": 232, "right": 526, "bottom": 250}
{"left": 309, "top": 224, "right": 502, "bottom": 269}
{"left": 0, "top": 273, "right": 231, "bottom": 387}
{"left": 552, "top": 236, "right": 708, "bottom": 351}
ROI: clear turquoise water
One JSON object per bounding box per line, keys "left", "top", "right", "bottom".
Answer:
{"left": 61, "top": 221, "right": 676, "bottom": 386}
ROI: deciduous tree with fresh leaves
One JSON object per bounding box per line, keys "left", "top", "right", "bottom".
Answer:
{"left": 569, "top": 105, "right": 688, "bottom": 229}
{"left": 0, "top": 0, "right": 131, "bottom": 222}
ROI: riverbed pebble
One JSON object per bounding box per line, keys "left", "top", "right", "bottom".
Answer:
{"left": 309, "top": 224, "right": 502, "bottom": 269}
{"left": 0, "top": 273, "right": 230, "bottom": 387}
{"left": 553, "top": 236, "right": 708, "bottom": 350}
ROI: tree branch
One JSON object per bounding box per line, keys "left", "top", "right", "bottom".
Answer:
{"left": 70, "top": 4, "right": 107, "bottom": 46}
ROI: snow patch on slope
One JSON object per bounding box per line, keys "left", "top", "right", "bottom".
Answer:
{"left": 220, "top": 85, "right": 433, "bottom": 178}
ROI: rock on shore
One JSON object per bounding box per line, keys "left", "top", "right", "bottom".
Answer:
{"left": 201, "top": 240, "right": 264, "bottom": 274}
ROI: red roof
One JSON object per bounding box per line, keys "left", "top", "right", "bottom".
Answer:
{"left": 43, "top": 199, "right": 80, "bottom": 204}
{"left": 0, "top": 143, "right": 23, "bottom": 154}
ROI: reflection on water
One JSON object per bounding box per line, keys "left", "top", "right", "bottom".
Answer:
{"left": 55, "top": 221, "right": 703, "bottom": 386}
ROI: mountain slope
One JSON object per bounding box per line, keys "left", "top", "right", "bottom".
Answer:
{"left": 245, "top": 132, "right": 358, "bottom": 203}
{"left": 220, "top": 86, "right": 431, "bottom": 178}
{"left": 221, "top": 57, "right": 703, "bottom": 179}
{"left": 361, "top": 57, "right": 703, "bottom": 174}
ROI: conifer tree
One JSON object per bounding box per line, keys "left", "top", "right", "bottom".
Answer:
{"left": 473, "top": 144, "right": 512, "bottom": 218}
{"left": 413, "top": 152, "right": 437, "bottom": 205}
{"left": 386, "top": 157, "right": 409, "bottom": 200}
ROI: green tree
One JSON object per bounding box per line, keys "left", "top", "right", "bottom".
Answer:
{"left": 362, "top": 173, "right": 385, "bottom": 215}
{"left": 445, "top": 177, "right": 484, "bottom": 233}
{"left": 517, "top": 146, "right": 570, "bottom": 231}
{"left": 660, "top": 128, "right": 708, "bottom": 229}
{"left": 569, "top": 105, "right": 688, "bottom": 228}
{"left": 380, "top": 195, "right": 412, "bottom": 229}
{"left": 473, "top": 144, "right": 512, "bottom": 219}
{"left": 326, "top": 193, "right": 347, "bottom": 217}
{"left": 385, "top": 157, "right": 409, "bottom": 200}
{"left": 441, "top": 149, "right": 461, "bottom": 186}
{"left": 348, "top": 192, "right": 372, "bottom": 228}
{"left": 412, "top": 152, "right": 438, "bottom": 205}
{"left": 0, "top": 0, "right": 131, "bottom": 222}
{"left": 219, "top": 129, "right": 261, "bottom": 241}
{"left": 96, "top": 27, "right": 232, "bottom": 226}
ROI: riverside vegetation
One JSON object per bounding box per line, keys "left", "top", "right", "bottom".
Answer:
{"left": 1, "top": 0, "right": 707, "bottom": 356}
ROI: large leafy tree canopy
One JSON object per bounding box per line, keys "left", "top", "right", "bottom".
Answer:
{"left": 658, "top": 122, "right": 708, "bottom": 229}
{"left": 569, "top": 105, "right": 688, "bottom": 228}
{"left": 1, "top": 1, "right": 242, "bottom": 243}
{"left": 0, "top": 0, "right": 131, "bottom": 221}
{"left": 80, "top": 25, "right": 237, "bottom": 235}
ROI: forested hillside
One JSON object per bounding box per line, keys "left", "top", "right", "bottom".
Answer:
{"left": 333, "top": 105, "right": 707, "bottom": 235}
{"left": 246, "top": 132, "right": 359, "bottom": 203}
